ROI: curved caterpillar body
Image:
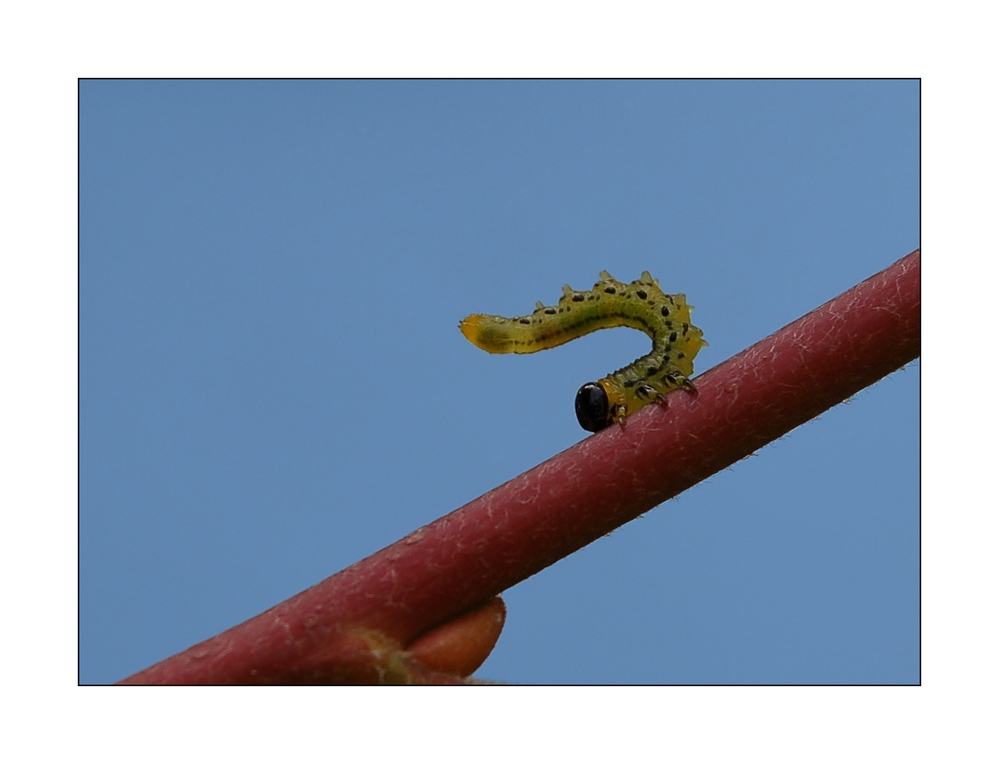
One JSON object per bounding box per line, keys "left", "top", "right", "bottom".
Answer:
{"left": 460, "top": 270, "right": 707, "bottom": 432}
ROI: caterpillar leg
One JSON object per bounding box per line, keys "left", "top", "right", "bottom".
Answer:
{"left": 575, "top": 373, "right": 697, "bottom": 433}
{"left": 659, "top": 370, "right": 698, "bottom": 394}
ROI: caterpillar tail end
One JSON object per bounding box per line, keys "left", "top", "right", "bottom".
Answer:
{"left": 460, "top": 314, "right": 525, "bottom": 354}
{"left": 459, "top": 314, "right": 485, "bottom": 346}
{"left": 459, "top": 314, "right": 505, "bottom": 352}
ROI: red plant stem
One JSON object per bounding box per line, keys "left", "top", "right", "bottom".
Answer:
{"left": 122, "top": 249, "right": 920, "bottom": 684}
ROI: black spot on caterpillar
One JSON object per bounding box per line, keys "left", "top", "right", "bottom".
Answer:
{"left": 459, "top": 270, "right": 708, "bottom": 432}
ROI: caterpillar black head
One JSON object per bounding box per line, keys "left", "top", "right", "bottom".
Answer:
{"left": 575, "top": 382, "right": 613, "bottom": 432}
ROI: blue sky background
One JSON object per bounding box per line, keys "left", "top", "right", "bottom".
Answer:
{"left": 80, "top": 79, "right": 918, "bottom": 685}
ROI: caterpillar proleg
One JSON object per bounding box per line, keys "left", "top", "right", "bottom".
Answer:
{"left": 460, "top": 271, "right": 707, "bottom": 432}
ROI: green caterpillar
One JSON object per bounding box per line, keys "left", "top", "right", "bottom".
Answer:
{"left": 460, "top": 270, "right": 707, "bottom": 432}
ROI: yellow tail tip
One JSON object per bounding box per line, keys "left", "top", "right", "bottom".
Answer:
{"left": 459, "top": 315, "right": 483, "bottom": 344}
